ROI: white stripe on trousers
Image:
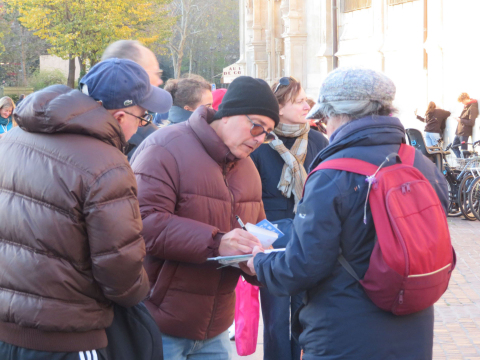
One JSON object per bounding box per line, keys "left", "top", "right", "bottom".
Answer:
{"left": 79, "top": 350, "right": 98, "bottom": 360}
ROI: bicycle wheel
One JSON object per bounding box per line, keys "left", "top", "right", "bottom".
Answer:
{"left": 468, "top": 176, "right": 480, "bottom": 221}
{"left": 446, "top": 174, "right": 462, "bottom": 217}
{"left": 458, "top": 174, "right": 477, "bottom": 221}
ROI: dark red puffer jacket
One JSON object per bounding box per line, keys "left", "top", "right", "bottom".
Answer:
{"left": 131, "top": 106, "right": 265, "bottom": 340}
{"left": 0, "top": 85, "right": 149, "bottom": 352}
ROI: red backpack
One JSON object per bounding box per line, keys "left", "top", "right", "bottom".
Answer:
{"left": 306, "top": 144, "right": 455, "bottom": 315}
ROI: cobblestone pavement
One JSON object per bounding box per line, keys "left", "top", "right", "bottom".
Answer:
{"left": 232, "top": 217, "right": 480, "bottom": 360}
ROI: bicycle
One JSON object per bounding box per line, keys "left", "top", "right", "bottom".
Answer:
{"left": 463, "top": 141, "right": 480, "bottom": 221}
{"left": 441, "top": 142, "right": 463, "bottom": 217}
{"left": 453, "top": 141, "right": 480, "bottom": 221}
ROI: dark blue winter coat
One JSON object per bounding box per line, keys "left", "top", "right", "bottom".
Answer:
{"left": 254, "top": 116, "right": 449, "bottom": 360}
{"left": 251, "top": 130, "right": 329, "bottom": 223}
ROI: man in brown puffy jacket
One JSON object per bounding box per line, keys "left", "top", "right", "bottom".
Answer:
{"left": 0, "top": 58, "right": 171, "bottom": 360}
{"left": 131, "top": 76, "right": 279, "bottom": 359}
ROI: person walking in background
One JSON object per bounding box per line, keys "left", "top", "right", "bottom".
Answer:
{"left": 250, "top": 77, "right": 328, "bottom": 360}
{"left": 130, "top": 76, "right": 279, "bottom": 360}
{"left": 16, "top": 94, "right": 25, "bottom": 106}
{"left": 101, "top": 40, "right": 173, "bottom": 160}
{"left": 247, "top": 67, "right": 448, "bottom": 360}
{"left": 0, "top": 96, "right": 16, "bottom": 138}
{"left": 415, "top": 101, "right": 451, "bottom": 147}
{"left": 0, "top": 58, "right": 168, "bottom": 360}
{"left": 452, "top": 92, "right": 478, "bottom": 157}
{"left": 157, "top": 77, "right": 213, "bottom": 127}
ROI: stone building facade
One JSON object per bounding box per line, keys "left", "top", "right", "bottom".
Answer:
{"left": 237, "top": 0, "right": 480, "bottom": 144}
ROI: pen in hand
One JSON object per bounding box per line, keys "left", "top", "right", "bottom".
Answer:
{"left": 235, "top": 215, "right": 247, "bottom": 231}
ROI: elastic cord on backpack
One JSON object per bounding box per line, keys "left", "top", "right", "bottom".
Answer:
{"left": 363, "top": 153, "right": 398, "bottom": 224}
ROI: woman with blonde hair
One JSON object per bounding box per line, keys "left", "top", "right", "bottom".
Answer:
{"left": 0, "top": 96, "right": 16, "bottom": 138}
{"left": 415, "top": 101, "right": 450, "bottom": 147}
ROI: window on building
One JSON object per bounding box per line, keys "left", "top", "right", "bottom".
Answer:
{"left": 342, "top": 0, "right": 372, "bottom": 13}
{"left": 388, "top": 0, "right": 418, "bottom": 5}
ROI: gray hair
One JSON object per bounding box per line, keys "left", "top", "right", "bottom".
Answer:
{"left": 101, "top": 40, "right": 143, "bottom": 63}
{"left": 316, "top": 99, "right": 396, "bottom": 123}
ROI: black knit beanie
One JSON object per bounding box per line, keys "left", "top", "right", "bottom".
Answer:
{"left": 213, "top": 76, "right": 279, "bottom": 126}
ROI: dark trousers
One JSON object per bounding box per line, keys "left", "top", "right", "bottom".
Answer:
{"left": 0, "top": 341, "right": 108, "bottom": 360}
{"left": 260, "top": 287, "right": 303, "bottom": 360}
{"left": 452, "top": 135, "right": 470, "bottom": 158}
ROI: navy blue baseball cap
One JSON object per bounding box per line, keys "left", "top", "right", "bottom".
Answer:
{"left": 79, "top": 58, "right": 172, "bottom": 113}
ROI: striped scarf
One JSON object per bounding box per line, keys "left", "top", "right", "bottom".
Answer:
{"left": 269, "top": 123, "right": 310, "bottom": 211}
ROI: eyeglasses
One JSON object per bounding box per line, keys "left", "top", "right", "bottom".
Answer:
{"left": 124, "top": 111, "right": 153, "bottom": 127}
{"left": 147, "top": 69, "right": 164, "bottom": 77}
{"left": 245, "top": 115, "right": 276, "bottom": 143}
{"left": 274, "top": 77, "right": 291, "bottom": 94}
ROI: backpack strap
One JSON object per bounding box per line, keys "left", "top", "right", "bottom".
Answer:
{"left": 303, "top": 158, "right": 378, "bottom": 197}
{"left": 337, "top": 254, "right": 360, "bottom": 281}
{"left": 398, "top": 143, "right": 416, "bottom": 166}
{"left": 304, "top": 144, "right": 416, "bottom": 196}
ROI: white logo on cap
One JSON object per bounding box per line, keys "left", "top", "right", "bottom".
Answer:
{"left": 124, "top": 100, "right": 133, "bottom": 106}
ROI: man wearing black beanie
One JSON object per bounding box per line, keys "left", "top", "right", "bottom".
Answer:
{"left": 131, "top": 76, "right": 278, "bottom": 359}
{"left": 214, "top": 76, "right": 280, "bottom": 126}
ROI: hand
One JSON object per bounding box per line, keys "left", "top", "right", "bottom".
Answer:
{"left": 455, "top": 117, "right": 460, "bottom": 122}
{"left": 414, "top": 109, "right": 417, "bottom": 116}
{"left": 239, "top": 261, "right": 256, "bottom": 276}
{"left": 218, "top": 229, "right": 263, "bottom": 256}
{"left": 246, "top": 246, "right": 264, "bottom": 274}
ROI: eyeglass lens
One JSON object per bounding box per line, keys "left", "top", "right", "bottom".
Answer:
{"left": 249, "top": 123, "right": 275, "bottom": 143}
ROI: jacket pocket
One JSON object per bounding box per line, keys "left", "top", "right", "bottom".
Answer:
{"left": 149, "top": 260, "right": 179, "bottom": 307}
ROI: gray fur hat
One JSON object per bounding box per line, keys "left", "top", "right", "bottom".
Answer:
{"left": 307, "top": 67, "right": 396, "bottom": 119}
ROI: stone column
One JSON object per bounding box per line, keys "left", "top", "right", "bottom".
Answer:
{"left": 372, "top": 0, "right": 386, "bottom": 71}
{"left": 281, "top": 0, "right": 308, "bottom": 84}
{"left": 251, "top": 0, "right": 268, "bottom": 80}
{"left": 237, "top": 0, "right": 247, "bottom": 67}
{"left": 316, "top": 0, "right": 335, "bottom": 80}
{"left": 245, "top": 0, "right": 255, "bottom": 76}
{"left": 424, "top": 0, "right": 444, "bottom": 107}
{"left": 265, "top": 29, "right": 273, "bottom": 83}
{"left": 275, "top": 38, "right": 284, "bottom": 79}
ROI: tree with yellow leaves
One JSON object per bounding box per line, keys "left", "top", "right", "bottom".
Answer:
{"left": 6, "top": 0, "right": 173, "bottom": 87}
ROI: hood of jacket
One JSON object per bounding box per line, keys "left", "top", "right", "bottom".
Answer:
{"left": 13, "top": 84, "right": 126, "bottom": 151}
{"left": 188, "top": 105, "right": 238, "bottom": 165}
{"left": 168, "top": 105, "right": 193, "bottom": 124}
{"left": 310, "top": 115, "right": 406, "bottom": 171}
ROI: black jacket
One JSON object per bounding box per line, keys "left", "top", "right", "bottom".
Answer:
{"left": 250, "top": 130, "right": 328, "bottom": 222}
{"left": 456, "top": 100, "right": 478, "bottom": 136}
{"left": 254, "top": 116, "right": 449, "bottom": 360}
{"left": 127, "top": 123, "right": 158, "bottom": 160}
{"left": 416, "top": 108, "right": 451, "bottom": 134}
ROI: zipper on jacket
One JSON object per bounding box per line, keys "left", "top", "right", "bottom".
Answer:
{"left": 204, "top": 162, "right": 235, "bottom": 339}
{"left": 205, "top": 267, "right": 225, "bottom": 340}
{"left": 223, "top": 163, "right": 236, "bottom": 229}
